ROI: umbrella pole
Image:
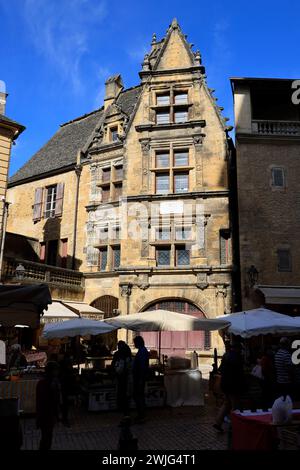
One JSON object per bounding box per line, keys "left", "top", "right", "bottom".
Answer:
{"left": 158, "top": 330, "right": 161, "bottom": 364}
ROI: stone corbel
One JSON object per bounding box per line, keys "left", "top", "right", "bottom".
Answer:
{"left": 193, "top": 134, "right": 205, "bottom": 150}
{"left": 215, "top": 286, "right": 228, "bottom": 298}
{"left": 140, "top": 138, "right": 151, "bottom": 155}
{"left": 136, "top": 274, "right": 150, "bottom": 290}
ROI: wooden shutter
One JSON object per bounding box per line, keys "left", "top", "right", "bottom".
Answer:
{"left": 33, "top": 187, "right": 43, "bottom": 222}
{"left": 55, "top": 182, "right": 64, "bottom": 216}
{"left": 40, "top": 242, "right": 46, "bottom": 262}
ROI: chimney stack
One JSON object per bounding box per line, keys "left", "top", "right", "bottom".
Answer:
{"left": 104, "top": 75, "right": 123, "bottom": 110}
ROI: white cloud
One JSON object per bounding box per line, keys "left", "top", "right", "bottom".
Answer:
{"left": 22, "top": 0, "right": 107, "bottom": 93}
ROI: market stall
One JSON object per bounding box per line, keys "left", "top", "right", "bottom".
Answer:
{"left": 0, "top": 284, "right": 51, "bottom": 415}
{"left": 104, "top": 310, "right": 229, "bottom": 408}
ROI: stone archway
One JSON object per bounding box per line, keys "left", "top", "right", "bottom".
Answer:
{"left": 141, "top": 298, "right": 210, "bottom": 357}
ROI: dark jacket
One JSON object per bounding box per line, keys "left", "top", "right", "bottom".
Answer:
{"left": 219, "top": 350, "right": 245, "bottom": 394}
{"left": 132, "top": 346, "right": 149, "bottom": 381}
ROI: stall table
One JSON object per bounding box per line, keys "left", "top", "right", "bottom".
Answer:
{"left": 164, "top": 369, "right": 204, "bottom": 407}
{"left": 231, "top": 409, "right": 300, "bottom": 450}
{"left": 0, "top": 378, "right": 39, "bottom": 414}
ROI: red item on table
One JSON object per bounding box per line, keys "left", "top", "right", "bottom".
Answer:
{"left": 231, "top": 410, "right": 300, "bottom": 450}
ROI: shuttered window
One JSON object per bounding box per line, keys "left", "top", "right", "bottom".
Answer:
{"left": 33, "top": 188, "right": 44, "bottom": 222}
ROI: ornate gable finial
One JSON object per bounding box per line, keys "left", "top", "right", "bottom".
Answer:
{"left": 171, "top": 18, "right": 178, "bottom": 29}
{"left": 142, "top": 53, "right": 150, "bottom": 71}
{"left": 151, "top": 33, "right": 157, "bottom": 45}
{"left": 194, "top": 50, "right": 202, "bottom": 65}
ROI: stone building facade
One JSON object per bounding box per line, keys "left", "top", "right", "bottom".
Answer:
{"left": 7, "top": 20, "right": 235, "bottom": 357}
{"left": 231, "top": 77, "right": 300, "bottom": 312}
{"left": 0, "top": 86, "right": 24, "bottom": 279}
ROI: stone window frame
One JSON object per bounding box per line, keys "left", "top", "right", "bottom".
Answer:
{"left": 277, "top": 247, "right": 292, "bottom": 272}
{"left": 150, "top": 83, "right": 193, "bottom": 125}
{"left": 269, "top": 165, "right": 287, "bottom": 191}
{"left": 96, "top": 158, "right": 124, "bottom": 203}
{"left": 92, "top": 222, "right": 121, "bottom": 272}
{"left": 150, "top": 144, "right": 193, "bottom": 195}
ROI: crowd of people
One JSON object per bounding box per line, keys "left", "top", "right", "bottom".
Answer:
{"left": 35, "top": 335, "right": 149, "bottom": 450}
{"left": 213, "top": 336, "right": 300, "bottom": 432}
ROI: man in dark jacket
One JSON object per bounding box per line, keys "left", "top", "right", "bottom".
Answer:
{"left": 213, "top": 342, "right": 245, "bottom": 432}
{"left": 132, "top": 336, "right": 149, "bottom": 423}
{"left": 36, "top": 361, "right": 61, "bottom": 450}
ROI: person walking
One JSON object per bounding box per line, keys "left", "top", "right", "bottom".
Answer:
{"left": 36, "top": 361, "right": 61, "bottom": 450}
{"left": 132, "top": 336, "right": 149, "bottom": 423}
{"left": 112, "top": 341, "right": 132, "bottom": 415}
{"left": 59, "top": 353, "right": 76, "bottom": 427}
{"left": 274, "top": 337, "right": 293, "bottom": 397}
{"left": 213, "top": 342, "right": 245, "bottom": 432}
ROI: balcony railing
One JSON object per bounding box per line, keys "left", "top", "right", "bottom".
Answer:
{"left": 252, "top": 120, "right": 300, "bottom": 136}
{"left": 3, "top": 257, "right": 84, "bottom": 289}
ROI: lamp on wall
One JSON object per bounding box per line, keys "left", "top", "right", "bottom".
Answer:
{"left": 15, "top": 263, "right": 26, "bottom": 281}
{"left": 247, "top": 265, "right": 259, "bottom": 287}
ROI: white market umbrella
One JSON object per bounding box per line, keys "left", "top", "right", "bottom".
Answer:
{"left": 42, "top": 318, "right": 117, "bottom": 339}
{"left": 218, "top": 307, "right": 300, "bottom": 338}
{"left": 105, "top": 309, "right": 229, "bottom": 331}
{"left": 105, "top": 309, "right": 230, "bottom": 359}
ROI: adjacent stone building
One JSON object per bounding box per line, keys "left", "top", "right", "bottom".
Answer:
{"left": 231, "top": 77, "right": 300, "bottom": 312}
{"left": 6, "top": 20, "right": 235, "bottom": 358}
{"left": 0, "top": 84, "right": 24, "bottom": 279}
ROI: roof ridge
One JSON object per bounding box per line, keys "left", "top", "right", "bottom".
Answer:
{"left": 60, "top": 107, "right": 104, "bottom": 127}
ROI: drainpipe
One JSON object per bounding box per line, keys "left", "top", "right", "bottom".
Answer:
{"left": 0, "top": 201, "right": 10, "bottom": 283}
{"left": 72, "top": 162, "right": 82, "bottom": 270}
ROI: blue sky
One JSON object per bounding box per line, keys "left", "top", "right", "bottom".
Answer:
{"left": 1, "top": 0, "right": 300, "bottom": 176}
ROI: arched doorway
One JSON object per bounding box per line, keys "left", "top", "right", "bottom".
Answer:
{"left": 141, "top": 299, "right": 210, "bottom": 357}
{"left": 90, "top": 295, "right": 118, "bottom": 350}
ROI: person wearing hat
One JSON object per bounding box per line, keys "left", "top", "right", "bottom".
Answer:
{"left": 274, "top": 337, "right": 293, "bottom": 397}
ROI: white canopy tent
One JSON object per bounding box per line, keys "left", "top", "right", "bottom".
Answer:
{"left": 42, "top": 318, "right": 117, "bottom": 339}
{"left": 217, "top": 307, "right": 300, "bottom": 338}
{"left": 41, "top": 300, "right": 104, "bottom": 324}
{"left": 104, "top": 309, "right": 230, "bottom": 358}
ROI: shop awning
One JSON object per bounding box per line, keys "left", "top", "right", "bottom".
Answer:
{"left": 41, "top": 301, "right": 79, "bottom": 324}
{"left": 256, "top": 286, "right": 300, "bottom": 305}
{"left": 61, "top": 301, "right": 104, "bottom": 320}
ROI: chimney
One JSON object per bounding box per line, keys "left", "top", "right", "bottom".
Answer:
{"left": 0, "top": 80, "right": 7, "bottom": 115}
{"left": 104, "top": 75, "right": 123, "bottom": 110}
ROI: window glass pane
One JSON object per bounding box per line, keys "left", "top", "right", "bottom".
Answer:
{"left": 174, "top": 151, "right": 189, "bottom": 166}
{"left": 114, "top": 166, "right": 123, "bottom": 180}
{"left": 156, "top": 153, "right": 169, "bottom": 168}
{"left": 114, "top": 183, "right": 122, "bottom": 199}
{"left": 174, "top": 93, "right": 188, "bottom": 104}
{"left": 111, "top": 127, "right": 118, "bottom": 142}
{"left": 45, "top": 185, "right": 57, "bottom": 218}
{"left": 175, "top": 227, "right": 191, "bottom": 240}
{"left": 156, "top": 174, "right": 169, "bottom": 194}
{"left": 156, "top": 94, "right": 170, "bottom": 105}
{"left": 156, "top": 228, "right": 171, "bottom": 240}
{"left": 113, "top": 247, "right": 121, "bottom": 268}
{"left": 156, "top": 111, "right": 170, "bottom": 124}
{"left": 100, "top": 248, "right": 107, "bottom": 271}
{"left": 278, "top": 249, "right": 291, "bottom": 271}
{"left": 272, "top": 168, "right": 284, "bottom": 187}
{"left": 174, "top": 110, "right": 188, "bottom": 123}
{"left": 102, "top": 167, "right": 111, "bottom": 182}
{"left": 156, "top": 247, "right": 171, "bottom": 266}
{"left": 102, "top": 186, "right": 110, "bottom": 202}
{"left": 176, "top": 247, "right": 190, "bottom": 266}
{"left": 174, "top": 173, "right": 188, "bottom": 193}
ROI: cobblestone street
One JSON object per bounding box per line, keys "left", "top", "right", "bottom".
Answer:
{"left": 21, "top": 403, "right": 227, "bottom": 450}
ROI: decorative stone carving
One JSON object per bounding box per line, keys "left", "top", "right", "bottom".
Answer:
{"left": 215, "top": 287, "right": 228, "bottom": 298}
{"left": 142, "top": 54, "right": 150, "bottom": 72}
{"left": 196, "top": 273, "right": 209, "bottom": 290}
{"left": 140, "top": 139, "right": 151, "bottom": 154}
{"left": 136, "top": 274, "right": 150, "bottom": 290}
{"left": 193, "top": 135, "right": 204, "bottom": 146}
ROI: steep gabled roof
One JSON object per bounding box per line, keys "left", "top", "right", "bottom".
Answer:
{"left": 9, "top": 85, "right": 142, "bottom": 186}
{"left": 9, "top": 109, "right": 103, "bottom": 186}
